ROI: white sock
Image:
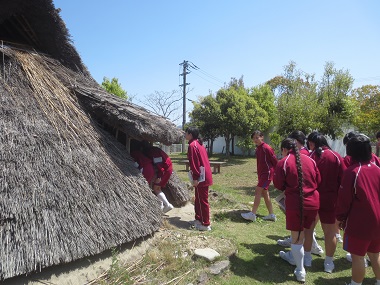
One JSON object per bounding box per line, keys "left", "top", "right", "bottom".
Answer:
{"left": 291, "top": 243, "right": 304, "bottom": 271}
{"left": 304, "top": 251, "right": 312, "bottom": 259}
{"left": 325, "top": 255, "right": 334, "bottom": 263}
{"left": 350, "top": 280, "right": 362, "bottom": 285}
{"left": 157, "top": 192, "right": 169, "bottom": 207}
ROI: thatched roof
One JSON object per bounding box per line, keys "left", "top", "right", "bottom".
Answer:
{"left": 0, "top": 0, "right": 185, "bottom": 280}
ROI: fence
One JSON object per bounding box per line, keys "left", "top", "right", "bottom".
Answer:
{"left": 160, "top": 144, "right": 183, "bottom": 154}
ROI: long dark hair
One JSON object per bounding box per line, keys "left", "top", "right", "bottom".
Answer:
{"left": 281, "top": 138, "right": 303, "bottom": 242}
{"left": 186, "top": 126, "right": 203, "bottom": 144}
{"left": 289, "top": 130, "right": 306, "bottom": 147}
{"left": 346, "top": 134, "right": 372, "bottom": 162}
{"left": 307, "top": 132, "right": 330, "bottom": 158}
{"left": 343, "top": 131, "right": 359, "bottom": 145}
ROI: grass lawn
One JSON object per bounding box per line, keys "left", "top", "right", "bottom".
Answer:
{"left": 98, "top": 153, "right": 377, "bottom": 285}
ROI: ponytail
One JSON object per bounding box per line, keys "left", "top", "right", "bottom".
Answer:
{"left": 307, "top": 132, "right": 330, "bottom": 158}
{"left": 281, "top": 138, "right": 304, "bottom": 242}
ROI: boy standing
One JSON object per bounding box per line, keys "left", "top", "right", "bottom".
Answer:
{"left": 241, "top": 130, "right": 278, "bottom": 222}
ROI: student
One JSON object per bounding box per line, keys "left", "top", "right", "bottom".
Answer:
{"left": 277, "top": 131, "right": 324, "bottom": 256}
{"left": 336, "top": 134, "right": 380, "bottom": 285}
{"left": 274, "top": 138, "right": 320, "bottom": 282}
{"left": 342, "top": 131, "right": 380, "bottom": 266}
{"left": 343, "top": 131, "right": 380, "bottom": 168}
{"left": 130, "top": 148, "right": 155, "bottom": 182}
{"left": 307, "top": 131, "right": 346, "bottom": 273}
{"left": 241, "top": 130, "right": 278, "bottom": 222}
{"left": 142, "top": 142, "right": 174, "bottom": 213}
{"left": 185, "top": 127, "right": 213, "bottom": 231}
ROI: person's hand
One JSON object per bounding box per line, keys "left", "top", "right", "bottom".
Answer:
{"left": 193, "top": 180, "right": 199, "bottom": 187}
{"left": 155, "top": 178, "right": 161, "bottom": 184}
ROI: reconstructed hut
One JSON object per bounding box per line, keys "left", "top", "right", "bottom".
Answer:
{"left": 0, "top": 0, "right": 188, "bottom": 280}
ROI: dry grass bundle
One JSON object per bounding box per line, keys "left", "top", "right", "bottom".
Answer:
{"left": 14, "top": 50, "right": 93, "bottom": 142}
{"left": 0, "top": 47, "right": 165, "bottom": 279}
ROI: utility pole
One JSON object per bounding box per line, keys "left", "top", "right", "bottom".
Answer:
{"left": 179, "top": 60, "right": 190, "bottom": 153}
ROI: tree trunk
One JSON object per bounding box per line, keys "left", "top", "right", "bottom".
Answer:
{"left": 209, "top": 139, "right": 214, "bottom": 157}
{"left": 224, "top": 134, "right": 231, "bottom": 157}
{"left": 231, "top": 136, "right": 235, "bottom": 155}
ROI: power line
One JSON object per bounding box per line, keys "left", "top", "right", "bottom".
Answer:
{"left": 191, "top": 70, "right": 224, "bottom": 89}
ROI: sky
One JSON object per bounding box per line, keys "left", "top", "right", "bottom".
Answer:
{"left": 53, "top": 0, "right": 380, "bottom": 123}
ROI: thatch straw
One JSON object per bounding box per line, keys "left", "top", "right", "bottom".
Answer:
{"left": 0, "top": 47, "right": 166, "bottom": 279}
{"left": 0, "top": 0, "right": 186, "bottom": 279}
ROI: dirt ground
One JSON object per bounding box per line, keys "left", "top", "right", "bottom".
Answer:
{"left": 4, "top": 203, "right": 197, "bottom": 285}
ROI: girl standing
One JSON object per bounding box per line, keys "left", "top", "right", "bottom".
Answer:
{"left": 274, "top": 138, "right": 320, "bottom": 282}
{"left": 277, "top": 131, "right": 324, "bottom": 256}
{"left": 241, "top": 130, "right": 278, "bottom": 222}
{"left": 307, "top": 131, "right": 346, "bottom": 273}
{"left": 337, "top": 134, "right": 380, "bottom": 285}
{"left": 185, "top": 127, "right": 213, "bottom": 231}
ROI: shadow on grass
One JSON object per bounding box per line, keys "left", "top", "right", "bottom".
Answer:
{"left": 313, "top": 276, "right": 349, "bottom": 285}
{"left": 266, "top": 234, "right": 286, "bottom": 242}
{"left": 229, "top": 242, "right": 295, "bottom": 283}
{"left": 232, "top": 185, "right": 281, "bottom": 198}
{"left": 213, "top": 209, "right": 282, "bottom": 225}
{"left": 230, "top": 243, "right": 352, "bottom": 284}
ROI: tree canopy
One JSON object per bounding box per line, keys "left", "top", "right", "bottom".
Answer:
{"left": 351, "top": 85, "right": 380, "bottom": 138}
{"left": 101, "top": 77, "right": 128, "bottom": 100}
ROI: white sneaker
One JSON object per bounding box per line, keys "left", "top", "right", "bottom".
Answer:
{"left": 195, "top": 223, "right": 211, "bottom": 231}
{"left": 304, "top": 255, "right": 312, "bottom": 267}
{"left": 294, "top": 268, "right": 306, "bottom": 282}
{"left": 163, "top": 204, "right": 174, "bottom": 213}
{"left": 336, "top": 233, "right": 343, "bottom": 243}
{"left": 279, "top": 251, "right": 296, "bottom": 265}
{"left": 277, "top": 236, "right": 292, "bottom": 247}
{"left": 345, "top": 253, "right": 369, "bottom": 267}
{"left": 241, "top": 211, "right": 256, "bottom": 221}
{"left": 311, "top": 243, "right": 324, "bottom": 256}
{"left": 324, "top": 260, "right": 335, "bottom": 273}
{"left": 262, "top": 213, "right": 277, "bottom": 221}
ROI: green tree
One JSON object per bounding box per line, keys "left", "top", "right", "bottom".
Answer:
{"left": 216, "top": 78, "right": 268, "bottom": 157}
{"left": 101, "top": 77, "right": 128, "bottom": 99}
{"left": 189, "top": 94, "right": 221, "bottom": 155}
{"left": 317, "top": 61, "right": 355, "bottom": 139}
{"left": 248, "top": 84, "right": 278, "bottom": 128}
{"left": 269, "top": 61, "right": 321, "bottom": 137}
{"left": 351, "top": 85, "right": 380, "bottom": 137}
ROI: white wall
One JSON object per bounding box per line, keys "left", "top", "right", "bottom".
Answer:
{"left": 209, "top": 131, "right": 351, "bottom": 157}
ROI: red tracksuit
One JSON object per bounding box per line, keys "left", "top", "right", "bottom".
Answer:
{"left": 336, "top": 161, "right": 380, "bottom": 240}
{"left": 144, "top": 146, "right": 173, "bottom": 187}
{"left": 274, "top": 152, "right": 320, "bottom": 212}
{"left": 309, "top": 146, "right": 346, "bottom": 223}
{"left": 299, "top": 147, "right": 310, "bottom": 156}
{"left": 130, "top": 150, "right": 155, "bottom": 184}
{"left": 255, "top": 142, "right": 278, "bottom": 187}
{"left": 274, "top": 152, "right": 320, "bottom": 230}
{"left": 187, "top": 139, "right": 213, "bottom": 226}
{"left": 343, "top": 153, "right": 380, "bottom": 168}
